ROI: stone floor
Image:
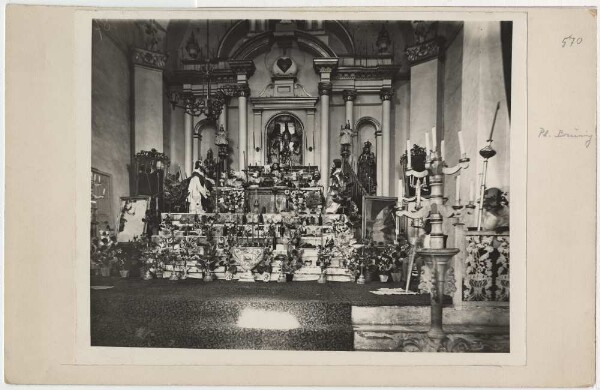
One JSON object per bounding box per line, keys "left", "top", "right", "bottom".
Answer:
{"left": 90, "top": 278, "right": 450, "bottom": 350}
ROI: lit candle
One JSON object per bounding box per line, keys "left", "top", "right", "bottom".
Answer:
{"left": 406, "top": 140, "right": 412, "bottom": 168}
{"left": 469, "top": 181, "right": 474, "bottom": 202}
{"left": 440, "top": 139, "right": 446, "bottom": 161}
{"left": 458, "top": 131, "right": 465, "bottom": 157}
{"left": 455, "top": 175, "right": 461, "bottom": 203}
{"left": 425, "top": 133, "right": 430, "bottom": 156}
{"left": 431, "top": 127, "right": 437, "bottom": 151}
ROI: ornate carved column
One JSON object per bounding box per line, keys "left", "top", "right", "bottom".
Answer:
{"left": 237, "top": 85, "right": 250, "bottom": 171}
{"left": 375, "top": 128, "right": 383, "bottom": 196}
{"left": 131, "top": 48, "right": 168, "bottom": 154}
{"left": 229, "top": 60, "right": 255, "bottom": 172}
{"left": 380, "top": 88, "right": 393, "bottom": 196}
{"left": 313, "top": 58, "right": 338, "bottom": 191}
{"left": 252, "top": 109, "right": 263, "bottom": 166}
{"left": 184, "top": 112, "right": 193, "bottom": 176}
{"left": 343, "top": 89, "right": 357, "bottom": 129}
{"left": 318, "top": 81, "right": 332, "bottom": 190}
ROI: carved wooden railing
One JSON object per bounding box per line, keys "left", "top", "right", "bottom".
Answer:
{"left": 342, "top": 161, "right": 368, "bottom": 212}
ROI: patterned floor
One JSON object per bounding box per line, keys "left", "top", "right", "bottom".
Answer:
{"left": 90, "top": 278, "right": 448, "bottom": 350}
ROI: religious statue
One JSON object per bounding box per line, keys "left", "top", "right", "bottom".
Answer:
{"left": 267, "top": 118, "right": 303, "bottom": 166}
{"left": 481, "top": 188, "right": 510, "bottom": 232}
{"left": 325, "top": 159, "right": 347, "bottom": 214}
{"left": 340, "top": 121, "right": 354, "bottom": 146}
{"left": 187, "top": 160, "right": 213, "bottom": 213}
{"left": 358, "top": 141, "right": 377, "bottom": 194}
{"left": 203, "top": 149, "right": 217, "bottom": 182}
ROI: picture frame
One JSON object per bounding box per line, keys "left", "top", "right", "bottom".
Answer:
{"left": 116, "top": 196, "right": 151, "bottom": 242}
{"left": 361, "top": 196, "right": 398, "bottom": 245}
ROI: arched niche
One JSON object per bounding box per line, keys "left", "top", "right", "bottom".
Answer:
{"left": 264, "top": 112, "right": 304, "bottom": 166}
{"left": 354, "top": 116, "right": 381, "bottom": 157}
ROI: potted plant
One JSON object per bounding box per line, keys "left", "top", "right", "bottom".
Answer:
{"left": 116, "top": 257, "right": 129, "bottom": 278}
{"left": 281, "top": 248, "right": 303, "bottom": 282}
{"left": 91, "top": 230, "right": 120, "bottom": 277}
{"left": 376, "top": 252, "right": 393, "bottom": 283}
{"left": 316, "top": 238, "right": 334, "bottom": 283}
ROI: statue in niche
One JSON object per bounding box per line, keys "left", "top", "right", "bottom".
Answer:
{"left": 358, "top": 141, "right": 377, "bottom": 194}
{"left": 266, "top": 115, "right": 303, "bottom": 166}
{"left": 203, "top": 148, "right": 217, "bottom": 182}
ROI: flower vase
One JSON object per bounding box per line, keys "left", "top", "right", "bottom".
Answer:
{"left": 317, "top": 271, "right": 327, "bottom": 284}
{"left": 286, "top": 274, "right": 294, "bottom": 282}
{"left": 169, "top": 271, "right": 180, "bottom": 281}
{"left": 119, "top": 270, "right": 130, "bottom": 278}
{"left": 142, "top": 269, "right": 153, "bottom": 280}
{"left": 277, "top": 271, "right": 287, "bottom": 283}
{"left": 100, "top": 266, "right": 111, "bottom": 277}
{"left": 391, "top": 272, "right": 403, "bottom": 283}
{"left": 356, "top": 269, "right": 366, "bottom": 285}
{"left": 379, "top": 274, "right": 389, "bottom": 283}
{"left": 203, "top": 271, "right": 216, "bottom": 282}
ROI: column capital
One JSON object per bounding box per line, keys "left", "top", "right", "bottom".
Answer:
{"left": 379, "top": 88, "right": 394, "bottom": 101}
{"left": 236, "top": 84, "right": 251, "bottom": 98}
{"left": 228, "top": 59, "right": 256, "bottom": 78}
{"left": 342, "top": 89, "right": 358, "bottom": 102}
{"left": 318, "top": 82, "right": 333, "bottom": 96}
{"left": 313, "top": 57, "right": 339, "bottom": 75}
{"left": 131, "top": 47, "right": 167, "bottom": 70}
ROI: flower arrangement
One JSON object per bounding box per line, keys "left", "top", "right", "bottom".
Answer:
{"left": 218, "top": 188, "right": 246, "bottom": 213}
{"left": 91, "top": 230, "right": 124, "bottom": 276}
{"left": 316, "top": 238, "right": 335, "bottom": 272}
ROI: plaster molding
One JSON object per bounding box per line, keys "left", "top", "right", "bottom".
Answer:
{"left": 131, "top": 47, "right": 167, "bottom": 70}
{"left": 405, "top": 38, "right": 445, "bottom": 65}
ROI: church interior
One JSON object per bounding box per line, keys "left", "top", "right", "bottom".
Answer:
{"left": 90, "top": 19, "right": 512, "bottom": 352}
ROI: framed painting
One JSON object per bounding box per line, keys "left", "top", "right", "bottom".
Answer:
{"left": 116, "top": 196, "right": 151, "bottom": 242}
{"left": 362, "top": 196, "right": 398, "bottom": 245}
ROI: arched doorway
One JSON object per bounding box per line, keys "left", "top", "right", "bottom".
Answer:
{"left": 265, "top": 113, "right": 304, "bottom": 166}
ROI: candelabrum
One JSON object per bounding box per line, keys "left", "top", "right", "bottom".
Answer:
{"left": 395, "top": 141, "right": 469, "bottom": 349}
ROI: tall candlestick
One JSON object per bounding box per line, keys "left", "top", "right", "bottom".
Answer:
{"left": 425, "top": 133, "right": 430, "bottom": 156}
{"left": 469, "top": 181, "right": 475, "bottom": 202}
{"left": 398, "top": 179, "right": 403, "bottom": 203}
{"left": 431, "top": 127, "right": 437, "bottom": 151}
{"left": 406, "top": 140, "right": 412, "bottom": 168}
{"left": 440, "top": 139, "right": 446, "bottom": 161}
{"left": 456, "top": 174, "right": 461, "bottom": 203}
{"left": 458, "top": 131, "right": 465, "bottom": 157}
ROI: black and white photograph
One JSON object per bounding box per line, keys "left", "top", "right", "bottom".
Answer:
{"left": 89, "top": 17, "right": 514, "bottom": 353}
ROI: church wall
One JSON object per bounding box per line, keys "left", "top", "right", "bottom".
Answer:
{"left": 91, "top": 31, "right": 132, "bottom": 226}
{"left": 458, "top": 21, "right": 510, "bottom": 210}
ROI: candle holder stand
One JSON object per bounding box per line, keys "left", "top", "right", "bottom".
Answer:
{"left": 395, "top": 146, "right": 469, "bottom": 350}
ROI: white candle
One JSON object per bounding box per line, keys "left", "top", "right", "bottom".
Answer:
{"left": 425, "top": 133, "right": 430, "bottom": 155}
{"left": 406, "top": 140, "right": 412, "bottom": 168}
{"left": 416, "top": 179, "right": 421, "bottom": 204}
{"left": 440, "top": 139, "right": 446, "bottom": 161}
{"left": 458, "top": 131, "right": 465, "bottom": 157}
{"left": 398, "top": 179, "right": 403, "bottom": 202}
{"left": 456, "top": 175, "right": 461, "bottom": 203}
{"left": 469, "top": 181, "right": 474, "bottom": 202}
{"left": 431, "top": 127, "right": 437, "bottom": 151}
{"left": 102, "top": 188, "right": 106, "bottom": 196}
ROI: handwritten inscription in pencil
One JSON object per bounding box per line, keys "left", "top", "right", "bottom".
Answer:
{"left": 562, "top": 35, "right": 583, "bottom": 47}
{"left": 538, "top": 128, "right": 593, "bottom": 148}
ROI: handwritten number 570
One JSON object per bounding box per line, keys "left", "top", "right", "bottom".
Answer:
{"left": 562, "top": 35, "right": 583, "bottom": 47}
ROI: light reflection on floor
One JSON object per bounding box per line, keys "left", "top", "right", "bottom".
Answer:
{"left": 236, "top": 308, "right": 300, "bottom": 330}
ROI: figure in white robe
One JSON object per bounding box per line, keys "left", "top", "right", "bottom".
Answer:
{"left": 187, "top": 163, "right": 209, "bottom": 214}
